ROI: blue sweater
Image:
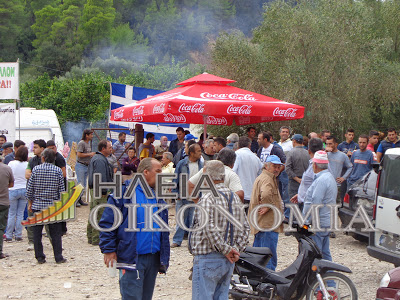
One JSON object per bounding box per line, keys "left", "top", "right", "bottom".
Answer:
{"left": 99, "top": 184, "right": 170, "bottom": 271}
{"left": 347, "top": 149, "right": 375, "bottom": 186}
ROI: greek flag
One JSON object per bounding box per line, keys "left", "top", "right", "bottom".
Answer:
{"left": 109, "top": 83, "right": 189, "bottom": 144}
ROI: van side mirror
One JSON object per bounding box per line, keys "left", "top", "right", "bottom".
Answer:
{"left": 372, "top": 162, "right": 380, "bottom": 174}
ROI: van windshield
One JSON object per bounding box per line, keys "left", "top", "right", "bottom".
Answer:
{"left": 378, "top": 154, "right": 400, "bottom": 201}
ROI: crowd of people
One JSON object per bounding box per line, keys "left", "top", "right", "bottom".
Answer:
{"left": 0, "top": 125, "right": 399, "bottom": 300}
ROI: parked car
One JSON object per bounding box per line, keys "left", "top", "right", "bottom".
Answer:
{"left": 368, "top": 148, "right": 400, "bottom": 267}
{"left": 339, "top": 169, "right": 378, "bottom": 241}
{"left": 377, "top": 266, "right": 400, "bottom": 300}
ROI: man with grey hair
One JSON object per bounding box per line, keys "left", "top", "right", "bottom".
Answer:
{"left": 161, "top": 151, "right": 174, "bottom": 174}
{"left": 233, "top": 136, "right": 263, "bottom": 210}
{"left": 190, "top": 160, "right": 250, "bottom": 300}
{"left": 155, "top": 136, "right": 169, "bottom": 160}
{"left": 202, "top": 139, "right": 215, "bottom": 161}
{"left": 226, "top": 133, "right": 239, "bottom": 150}
{"left": 188, "top": 148, "right": 244, "bottom": 202}
{"left": 26, "top": 148, "right": 66, "bottom": 264}
{"left": 303, "top": 151, "right": 337, "bottom": 262}
{"left": 99, "top": 158, "right": 170, "bottom": 300}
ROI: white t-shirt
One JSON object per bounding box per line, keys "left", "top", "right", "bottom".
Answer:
{"left": 188, "top": 161, "right": 199, "bottom": 178}
{"left": 259, "top": 144, "right": 273, "bottom": 163}
{"left": 8, "top": 160, "right": 28, "bottom": 190}
{"left": 189, "top": 165, "right": 243, "bottom": 193}
{"left": 279, "top": 139, "right": 293, "bottom": 154}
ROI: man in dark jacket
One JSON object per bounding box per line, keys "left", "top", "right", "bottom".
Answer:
{"left": 169, "top": 127, "right": 186, "bottom": 158}
{"left": 87, "top": 140, "right": 113, "bottom": 245}
{"left": 99, "top": 158, "right": 170, "bottom": 300}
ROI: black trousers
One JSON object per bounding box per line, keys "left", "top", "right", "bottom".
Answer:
{"left": 32, "top": 213, "right": 63, "bottom": 262}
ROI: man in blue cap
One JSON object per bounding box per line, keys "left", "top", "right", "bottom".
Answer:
{"left": 249, "top": 155, "right": 284, "bottom": 271}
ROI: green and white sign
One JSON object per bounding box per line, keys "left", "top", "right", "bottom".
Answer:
{"left": 0, "top": 62, "right": 19, "bottom": 100}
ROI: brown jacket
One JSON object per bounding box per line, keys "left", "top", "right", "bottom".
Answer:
{"left": 249, "top": 169, "right": 284, "bottom": 235}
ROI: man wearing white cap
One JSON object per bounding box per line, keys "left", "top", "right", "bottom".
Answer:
{"left": 303, "top": 150, "right": 337, "bottom": 261}
{"left": 249, "top": 155, "right": 284, "bottom": 271}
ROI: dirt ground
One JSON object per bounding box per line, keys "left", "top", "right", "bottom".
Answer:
{"left": 1, "top": 205, "right": 395, "bottom": 300}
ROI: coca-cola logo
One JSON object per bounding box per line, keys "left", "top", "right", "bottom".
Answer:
{"left": 200, "top": 92, "right": 256, "bottom": 101}
{"left": 178, "top": 103, "right": 205, "bottom": 114}
{"left": 238, "top": 116, "right": 251, "bottom": 125}
{"left": 149, "top": 92, "right": 180, "bottom": 101}
{"left": 163, "top": 113, "right": 186, "bottom": 123}
{"left": 273, "top": 107, "right": 297, "bottom": 118}
{"left": 113, "top": 109, "right": 124, "bottom": 120}
{"left": 132, "top": 106, "right": 144, "bottom": 116}
{"left": 227, "top": 104, "right": 252, "bottom": 115}
{"left": 153, "top": 103, "right": 165, "bottom": 114}
{"left": 206, "top": 116, "right": 227, "bottom": 125}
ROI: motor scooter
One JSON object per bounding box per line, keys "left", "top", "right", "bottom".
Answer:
{"left": 229, "top": 223, "right": 358, "bottom": 299}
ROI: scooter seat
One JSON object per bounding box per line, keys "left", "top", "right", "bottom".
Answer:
{"left": 244, "top": 247, "right": 273, "bottom": 256}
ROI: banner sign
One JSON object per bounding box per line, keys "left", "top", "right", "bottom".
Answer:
{"left": 0, "top": 62, "right": 19, "bottom": 99}
{"left": 109, "top": 83, "right": 189, "bottom": 144}
{"left": 0, "top": 103, "right": 16, "bottom": 141}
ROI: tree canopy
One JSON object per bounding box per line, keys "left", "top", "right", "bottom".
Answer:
{"left": 210, "top": 0, "right": 400, "bottom": 137}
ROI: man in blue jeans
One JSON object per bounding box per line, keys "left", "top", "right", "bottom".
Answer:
{"left": 303, "top": 151, "right": 337, "bottom": 262}
{"left": 249, "top": 155, "right": 284, "bottom": 271}
{"left": 99, "top": 158, "right": 170, "bottom": 300}
{"left": 75, "top": 129, "right": 95, "bottom": 207}
{"left": 190, "top": 160, "right": 249, "bottom": 300}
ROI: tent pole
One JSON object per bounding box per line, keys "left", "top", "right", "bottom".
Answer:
{"left": 203, "top": 115, "right": 207, "bottom": 140}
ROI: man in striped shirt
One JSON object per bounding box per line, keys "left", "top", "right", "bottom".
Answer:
{"left": 26, "top": 148, "right": 66, "bottom": 264}
{"left": 190, "top": 160, "right": 250, "bottom": 300}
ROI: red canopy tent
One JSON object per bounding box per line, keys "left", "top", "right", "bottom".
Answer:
{"left": 111, "top": 73, "right": 304, "bottom": 135}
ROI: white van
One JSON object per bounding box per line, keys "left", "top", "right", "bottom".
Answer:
{"left": 367, "top": 148, "right": 400, "bottom": 267}
{"left": 15, "top": 107, "right": 64, "bottom": 152}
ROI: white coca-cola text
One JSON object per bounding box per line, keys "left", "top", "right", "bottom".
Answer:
{"left": 178, "top": 103, "right": 205, "bottom": 114}
{"left": 206, "top": 116, "right": 227, "bottom": 125}
{"left": 153, "top": 103, "right": 165, "bottom": 114}
{"left": 132, "top": 106, "right": 144, "bottom": 116}
{"left": 163, "top": 113, "right": 186, "bottom": 123}
{"left": 200, "top": 92, "right": 256, "bottom": 101}
{"left": 273, "top": 107, "right": 297, "bottom": 118}
{"left": 113, "top": 109, "right": 124, "bottom": 120}
{"left": 226, "top": 104, "right": 252, "bottom": 115}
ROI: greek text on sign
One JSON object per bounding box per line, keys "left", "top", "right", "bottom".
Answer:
{"left": 227, "top": 104, "right": 252, "bottom": 115}
{"left": 153, "top": 103, "right": 165, "bottom": 114}
{"left": 178, "top": 103, "right": 205, "bottom": 113}
{"left": 206, "top": 116, "right": 228, "bottom": 125}
{"left": 273, "top": 107, "right": 297, "bottom": 118}
{"left": 163, "top": 113, "right": 186, "bottom": 123}
{"left": 200, "top": 92, "right": 256, "bottom": 101}
{"left": 0, "top": 62, "right": 19, "bottom": 100}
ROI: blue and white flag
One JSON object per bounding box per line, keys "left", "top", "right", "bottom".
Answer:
{"left": 109, "top": 83, "right": 189, "bottom": 144}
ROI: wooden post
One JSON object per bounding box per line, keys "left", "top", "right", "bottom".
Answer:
{"left": 135, "top": 124, "right": 144, "bottom": 155}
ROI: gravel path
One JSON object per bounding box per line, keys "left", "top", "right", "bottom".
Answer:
{"left": 1, "top": 206, "right": 394, "bottom": 299}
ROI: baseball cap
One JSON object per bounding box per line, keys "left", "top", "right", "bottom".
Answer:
{"left": 184, "top": 133, "right": 197, "bottom": 141}
{"left": 2, "top": 142, "right": 13, "bottom": 149}
{"left": 293, "top": 134, "right": 303, "bottom": 143}
{"left": 266, "top": 155, "right": 283, "bottom": 165}
{"left": 313, "top": 150, "right": 329, "bottom": 164}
